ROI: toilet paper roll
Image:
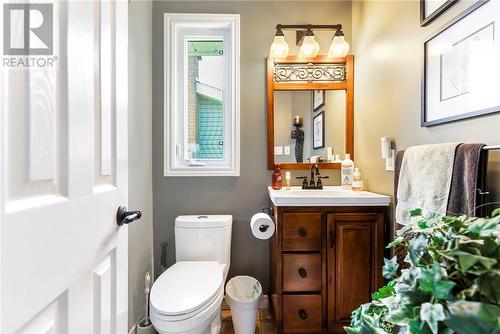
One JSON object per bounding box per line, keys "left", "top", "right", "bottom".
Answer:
{"left": 250, "top": 213, "right": 275, "bottom": 240}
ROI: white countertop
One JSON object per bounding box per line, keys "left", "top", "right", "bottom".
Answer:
{"left": 268, "top": 186, "right": 391, "bottom": 207}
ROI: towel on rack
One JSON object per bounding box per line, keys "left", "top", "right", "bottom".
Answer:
{"left": 447, "top": 143, "right": 487, "bottom": 216}
{"left": 395, "top": 143, "right": 459, "bottom": 226}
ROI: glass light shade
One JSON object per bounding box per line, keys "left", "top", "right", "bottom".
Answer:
{"left": 298, "top": 35, "right": 320, "bottom": 58}
{"left": 328, "top": 35, "right": 349, "bottom": 58}
{"left": 269, "top": 35, "right": 289, "bottom": 58}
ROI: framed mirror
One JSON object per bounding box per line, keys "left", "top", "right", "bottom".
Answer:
{"left": 267, "top": 55, "right": 354, "bottom": 170}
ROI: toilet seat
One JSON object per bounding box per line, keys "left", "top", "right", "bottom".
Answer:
{"left": 150, "top": 261, "right": 224, "bottom": 333}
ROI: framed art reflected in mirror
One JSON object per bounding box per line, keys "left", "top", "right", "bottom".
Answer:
{"left": 312, "top": 111, "right": 325, "bottom": 149}
{"left": 313, "top": 90, "right": 325, "bottom": 111}
{"left": 422, "top": 0, "right": 500, "bottom": 126}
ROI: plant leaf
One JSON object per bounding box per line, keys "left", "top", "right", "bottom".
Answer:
{"left": 420, "top": 302, "right": 446, "bottom": 334}
{"left": 492, "top": 208, "right": 500, "bottom": 217}
{"left": 410, "top": 208, "right": 423, "bottom": 217}
{"left": 445, "top": 250, "right": 497, "bottom": 272}
{"left": 444, "top": 301, "right": 500, "bottom": 334}
{"left": 372, "top": 282, "right": 396, "bottom": 301}
{"left": 383, "top": 257, "right": 399, "bottom": 279}
{"left": 407, "top": 234, "right": 428, "bottom": 265}
{"left": 477, "top": 274, "right": 500, "bottom": 304}
{"left": 417, "top": 264, "right": 455, "bottom": 299}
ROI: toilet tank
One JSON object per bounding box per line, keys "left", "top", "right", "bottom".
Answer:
{"left": 175, "top": 215, "right": 232, "bottom": 278}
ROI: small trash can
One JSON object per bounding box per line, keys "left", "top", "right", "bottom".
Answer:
{"left": 225, "top": 276, "right": 262, "bottom": 334}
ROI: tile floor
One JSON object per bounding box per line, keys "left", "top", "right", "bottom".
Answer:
{"left": 221, "top": 307, "right": 277, "bottom": 334}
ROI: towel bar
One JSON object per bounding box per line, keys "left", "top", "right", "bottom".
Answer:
{"left": 482, "top": 145, "right": 500, "bottom": 150}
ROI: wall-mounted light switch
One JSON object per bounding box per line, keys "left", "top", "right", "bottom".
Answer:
{"left": 284, "top": 146, "right": 290, "bottom": 155}
{"left": 274, "top": 146, "right": 283, "bottom": 155}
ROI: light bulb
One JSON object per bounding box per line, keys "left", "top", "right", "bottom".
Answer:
{"left": 299, "top": 35, "right": 319, "bottom": 58}
{"left": 269, "top": 35, "right": 289, "bottom": 58}
{"left": 328, "top": 32, "right": 349, "bottom": 58}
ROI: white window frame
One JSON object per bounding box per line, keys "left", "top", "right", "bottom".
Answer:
{"left": 164, "top": 13, "right": 240, "bottom": 176}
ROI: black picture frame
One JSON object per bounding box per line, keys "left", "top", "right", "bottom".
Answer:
{"left": 420, "top": 0, "right": 458, "bottom": 27}
{"left": 312, "top": 90, "right": 325, "bottom": 111}
{"left": 312, "top": 111, "right": 325, "bottom": 149}
{"left": 421, "top": 0, "right": 499, "bottom": 127}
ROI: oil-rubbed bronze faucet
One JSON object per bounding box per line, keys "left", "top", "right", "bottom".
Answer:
{"left": 296, "top": 164, "right": 329, "bottom": 189}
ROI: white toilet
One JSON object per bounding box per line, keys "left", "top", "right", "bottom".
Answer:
{"left": 150, "top": 215, "right": 232, "bottom": 334}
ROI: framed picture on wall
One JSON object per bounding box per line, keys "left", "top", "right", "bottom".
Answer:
{"left": 420, "top": 0, "right": 457, "bottom": 26}
{"left": 422, "top": 0, "right": 500, "bottom": 126}
{"left": 312, "top": 111, "right": 325, "bottom": 149}
{"left": 312, "top": 90, "right": 325, "bottom": 111}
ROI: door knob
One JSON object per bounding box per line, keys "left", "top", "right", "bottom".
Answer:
{"left": 116, "top": 206, "right": 142, "bottom": 226}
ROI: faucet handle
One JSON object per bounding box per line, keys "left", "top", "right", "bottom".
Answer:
{"left": 296, "top": 176, "right": 308, "bottom": 188}
{"left": 316, "top": 176, "right": 329, "bottom": 188}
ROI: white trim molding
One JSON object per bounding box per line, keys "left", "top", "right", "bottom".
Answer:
{"left": 163, "top": 13, "right": 240, "bottom": 177}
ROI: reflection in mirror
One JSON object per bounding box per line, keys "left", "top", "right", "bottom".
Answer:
{"left": 186, "top": 40, "right": 224, "bottom": 160}
{"left": 274, "top": 90, "right": 346, "bottom": 164}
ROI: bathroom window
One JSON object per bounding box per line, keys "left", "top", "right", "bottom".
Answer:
{"left": 164, "top": 14, "right": 240, "bottom": 176}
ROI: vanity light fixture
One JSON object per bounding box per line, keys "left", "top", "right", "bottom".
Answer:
{"left": 269, "top": 24, "right": 349, "bottom": 58}
{"left": 298, "top": 28, "right": 320, "bottom": 58}
{"left": 328, "top": 29, "right": 350, "bottom": 58}
{"left": 269, "top": 28, "right": 289, "bottom": 58}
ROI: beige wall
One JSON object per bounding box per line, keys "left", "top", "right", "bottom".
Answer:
{"left": 352, "top": 0, "right": 500, "bottom": 208}
{"left": 128, "top": 0, "right": 153, "bottom": 330}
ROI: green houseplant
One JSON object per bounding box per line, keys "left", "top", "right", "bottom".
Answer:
{"left": 344, "top": 208, "right": 500, "bottom": 334}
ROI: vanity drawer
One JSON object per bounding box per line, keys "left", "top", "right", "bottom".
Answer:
{"left": 283, "top": 213, "right": 322, "bottom": 251}
{"left": 283, "top": 254, "right": 321, "bottom": 292}
{"left": 283, "top": 294, "right": 322, "bottom": 333}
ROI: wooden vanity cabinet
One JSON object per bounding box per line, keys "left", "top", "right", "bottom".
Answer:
{"left": 269, "top": 206, "right": 387, "bottom": 334}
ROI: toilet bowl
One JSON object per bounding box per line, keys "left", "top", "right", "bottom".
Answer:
{"left": 150, "top": 215, "right": 232, "bottom": 334}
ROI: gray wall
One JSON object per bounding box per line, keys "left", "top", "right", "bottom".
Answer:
{"left": 128, "top": 0, "right": 153, "bottom": 330}
{"left": 351, "top": 0, "right": 500, "bottom": 206}
{"left": 152, "top": 1, "right": 352, "bottom": 290}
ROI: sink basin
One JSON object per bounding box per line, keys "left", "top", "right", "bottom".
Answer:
{"left": 268, "top": 186, "right": 391, "bottom": 206}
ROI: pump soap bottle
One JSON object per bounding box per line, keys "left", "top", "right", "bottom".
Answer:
{"left": 341, "top": 154, "right": 354, "bottom": 190}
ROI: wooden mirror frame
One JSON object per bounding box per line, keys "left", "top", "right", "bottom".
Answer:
{"left": 267, "top": 55, "right": 354, "bottom": 170}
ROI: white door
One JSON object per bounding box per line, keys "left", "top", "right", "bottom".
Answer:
{"left": 0, "top": 1, "right": 129, "bottom": 333}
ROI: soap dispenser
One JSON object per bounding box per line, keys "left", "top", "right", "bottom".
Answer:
{"left": 341, "top": 154, "right": 354, "bottom": 190}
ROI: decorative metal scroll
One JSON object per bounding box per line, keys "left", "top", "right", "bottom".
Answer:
{"left": 274, "top": 62, "right": 346, "bottom": 83}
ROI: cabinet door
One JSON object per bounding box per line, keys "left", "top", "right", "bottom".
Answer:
{"left": 327, "top": 213, "right": 384, "bottom": 333}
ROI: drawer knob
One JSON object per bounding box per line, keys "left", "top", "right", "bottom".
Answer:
{"left": 298, "top": 309, "right": 308, "bottom": 320}
{"left": 298, "top": 267, "right": 307, "bottom": 278}
{"left": 298, "top": 227, "right": 307, "bottom": 237}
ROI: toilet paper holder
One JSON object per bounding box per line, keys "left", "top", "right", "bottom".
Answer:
{"left": 259, "top": 207, "right": 274, "bottom": 232}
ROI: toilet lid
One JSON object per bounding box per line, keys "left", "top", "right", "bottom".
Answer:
{"left": 150, "top": 261, "right": 223, "bottom": 316}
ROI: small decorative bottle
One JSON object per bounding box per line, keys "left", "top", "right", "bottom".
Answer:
{"left": 352, "top": 168, "right": 364, "bottom": 191}
{"left": 341, "top": 154, "right": 354, "bottom": 190}
{"left": 272, "top": 165, "right": 283, "bottom": 190}
{"left": 285, "top": 171, "right": 291, "bottom": 190}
